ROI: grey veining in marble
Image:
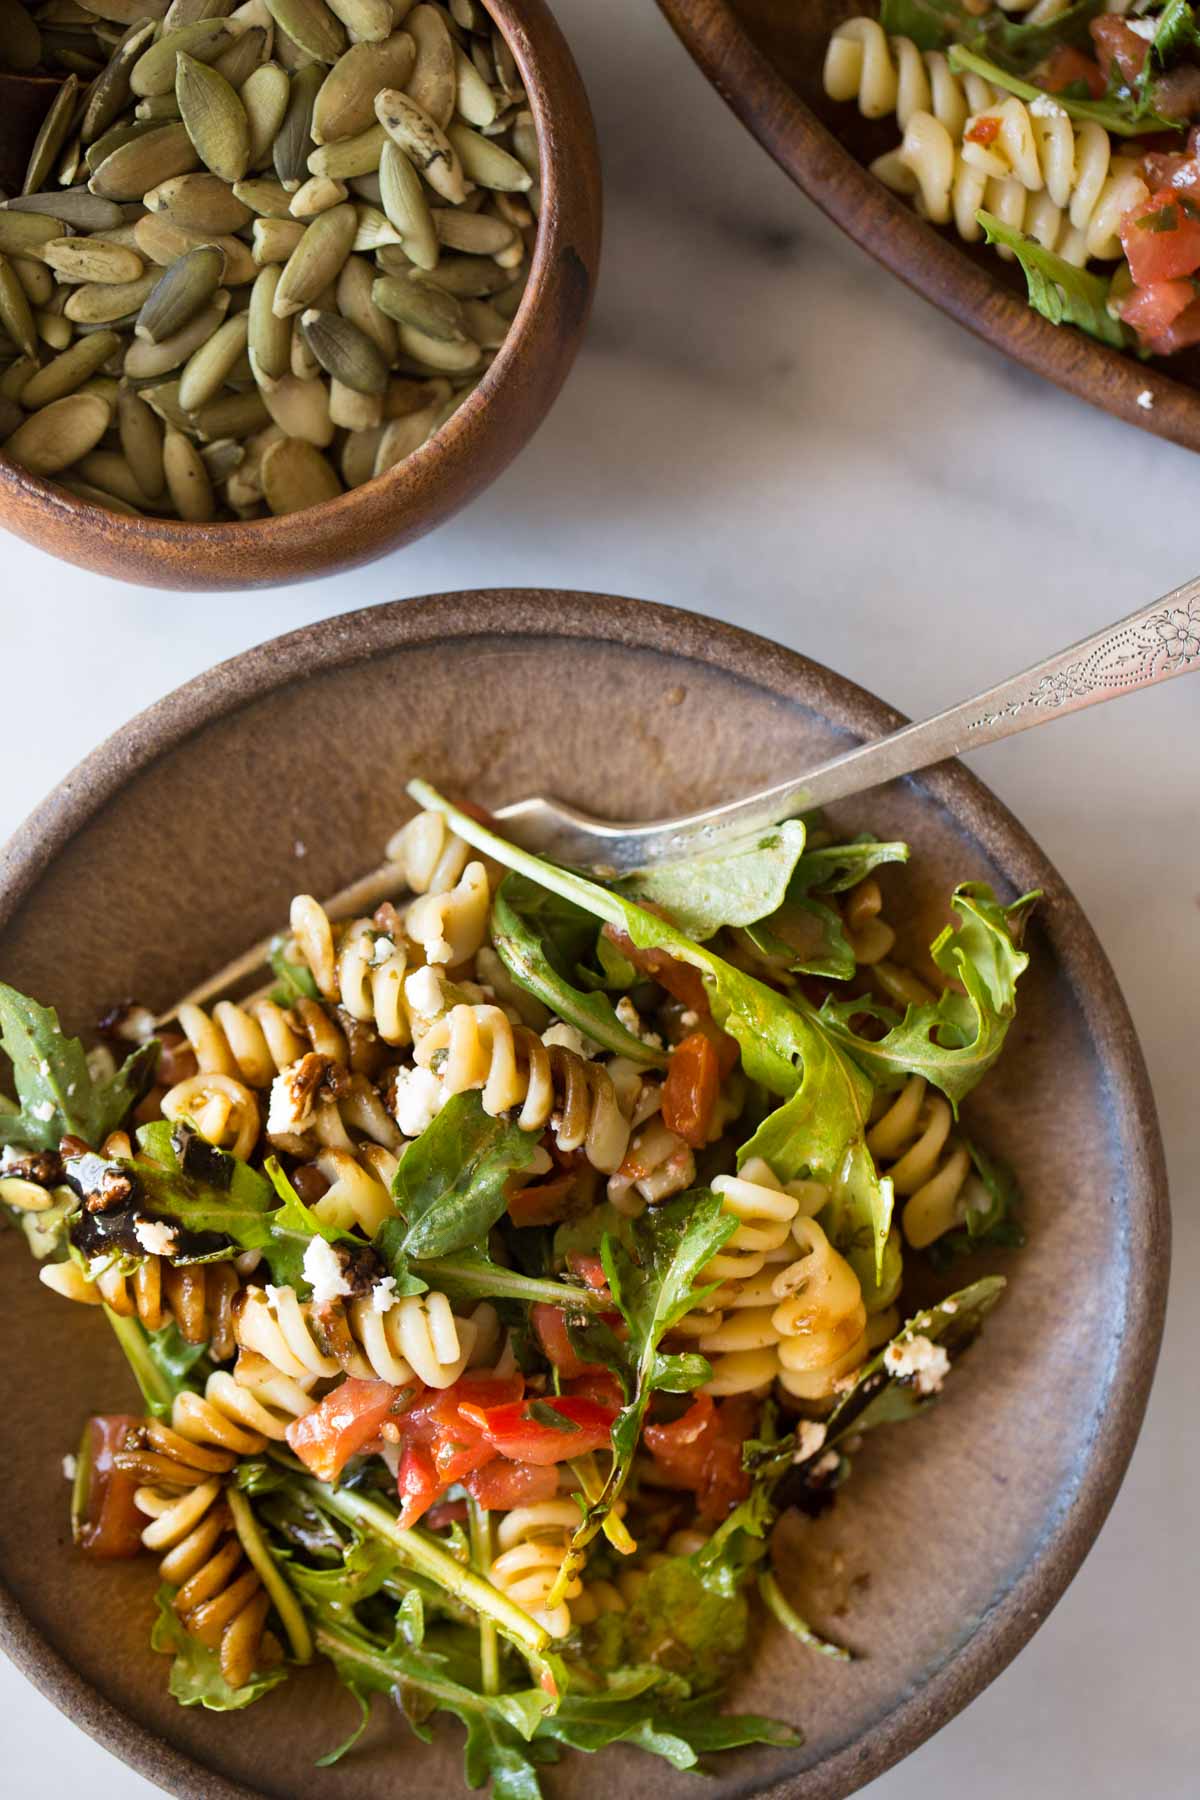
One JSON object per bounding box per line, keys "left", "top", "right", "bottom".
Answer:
{"left": 1, "top": 2, "right": 1196, "bottom": 1797}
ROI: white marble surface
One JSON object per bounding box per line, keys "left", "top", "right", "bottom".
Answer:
{"left": 1, "top": 2, "right": 1197, "bottom": 1795}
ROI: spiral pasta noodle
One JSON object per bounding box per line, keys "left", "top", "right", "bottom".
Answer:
{"left": 771, "top": 1218, "right": 870, "bottom": 1403}
{"left": 840, "top": 876, "right": 896, "bottom": 967}
{"left": 233, "top": 1282, "right": 495, "bottom": 1390}
{"left": 489, "top": 1499, "right": 584, "bottom": 1640}
{"left": 40, "top": 1254, "right": 242, "bottom": 1361}
{"left": 386, "top": 809, "right": 474, "bottom": 897}
{"left": 416, "top": 1003, "right": 633, "bottom": 1174}
{"left": 823, "top": 18, "right": 999, "bottom": 131}
{"left": 867, "top": 1075, "right": 973, "bottom": 1250}
{"left": 302, "top": 1144, "right": 399, "bottom": 1238}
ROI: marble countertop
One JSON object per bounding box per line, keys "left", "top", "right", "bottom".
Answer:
{"left": 1, "top": 2, "right": 1196, "bottom": 1795}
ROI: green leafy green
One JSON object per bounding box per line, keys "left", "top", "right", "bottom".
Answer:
{"left": 491, "top": 877, "right": 663, "bottom": 1065}
{"left": 878, "top": 0, "right": 967, "bottom": 50}
{"left": 1151, "top": 0, "right": 1200, "bottom": 64}
{"left": 758, "top": 1571, "right": 852, "bottom": 1663}
{"left": 0, "top": 981, "right": 158, "bottom": 1152}
{"left": 979, "top": 0, "right": 1106, "bottom": 68}
{"left": 104, "top": 1310, "right": 211, "bottom": 1418}
{"left": 403, "top": 1248, "right": 607, "bottom": 1313}
{"left": 617, "top": 820, "right": 808, "bottom": 941}
{"left": 137, "top": 1119, "right": 273, "bottom": 1207}
{"left": 978, "top": 213, "right": 1131, "bottom": 349}
{"left": 268, "top": 935, "right": 320, "bottom": 1007}
{"left": 261, "top": 1155, "right": 363, "bottom": 1286}
{"left": 151, "top": 1585, "right": 288, "bottom": 1710}
{"left": 928, "top": 1140, "right": 1025, "bottom": 1266}
{"left": 950, "top": 42, "right": 1176, "bottom": 133}
{"left": 390, "top": 1090, "right": 543, "bottom": 1259}
{"left": 819, "top": 883, "right": 1038, "bottom": 1110}
{"left": 737, "top": 837, "right": 909, "bottom": 982}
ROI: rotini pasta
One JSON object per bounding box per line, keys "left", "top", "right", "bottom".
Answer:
{"left": 489, "top": 1499, "right": 584, "bottom": 1639}
{"left": 234, "top": 1283, "right": 491, "bottom": 1390}
{"left": 771, "top": 1218, "right": 870, "bottom": 1403}
{"left": 40, "top": 1255, "right": 242, "bottom": 1361}
{"left": 868, "top": 1075, "right": 973, "bottom": 1250}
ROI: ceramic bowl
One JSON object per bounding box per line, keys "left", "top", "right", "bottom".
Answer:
{"left": 0, "top": 3, "right": 601, "bottom": 590}
{"left": 0, "top": 590, "right": 1169, "bottom": 1797}
{"left": 656, "top": 0, "right": 1200, "bottom": 454}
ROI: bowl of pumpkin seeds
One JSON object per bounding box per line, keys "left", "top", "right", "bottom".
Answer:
{"left": 0, "top": 0, "right": 601, "bottom": 588}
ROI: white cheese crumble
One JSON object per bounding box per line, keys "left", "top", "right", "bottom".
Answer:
{"left": 941, "top": 1299, "right": 958, "bottom": 1315}
{"left": 30, "top": 1100, "right": 55, "bottom": 1122}
{"left": 541, "top": 1021, "right": 592, "bottom": 1059}
{"left": 1029, "top": 93, "right": 1066, "bottom": 119}
{"left": 391, "top": 1064, "right": 447, "bottom": 1137}
{"left": 1137, "top": 389, "right": 1154, "bottom": 410}
{"left": 372, "top": 1276, "right": 398, "bottom": 1314}
{"left": 38, "top": 1060, "right": 50, "bottom": 1076}
{"left": 615, "top": 996, "right": 664, "bottom": 1050}
{"left": 1127, "top": 17, "right": 1157, "bottom": 38}
{"left": 679, "top": 1010, "right": 700, "bottom": 1029}
{"left": 62, "top": 1454, "right": 77, "bottom": 1482}
{"left": 884, "top": 1334, "right": 951, "bottom": 1396}
{"left": 404, "top": 966, "right": 443, "bottom": 1017}
{"left": 0, "top": 1146, "right": 23, "bottom": 1172}
{"left": 793, "top": 1420, "right": 827, "bottom": 1464}
{"left": 266, "top": 1062, "right": 315, "bottom": 1136}
{"left": 371, "top": 933, "right": 396, "bottom": 965}
{"left": 303, "top": 1235, "right": 353, "bottom": 1304}
{"left": 134, "top": 1218, "right": 179, "bottom": 1257}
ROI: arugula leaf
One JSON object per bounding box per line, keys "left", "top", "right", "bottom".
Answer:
{"left": 950, "top": 42, "right": 1176, "bottom": 133}
{"left": 268, "top": 935, "right": 320, "bottom": 1007}
{"left": 978, "top": 212, "right": 1131, "bottom": 348}
{"left": 0, "top": 981, "right": 158, "bottom": 1151}
{"left": 399, "top": 1246, "right": 607, "bottom": 1313}
{"left": 616, "top": 820, "right": 808, "bottom": 941}
{"left": 104, "top": 1309, "right": 211, "bottom": 1418}
{"left": 390, "top": 1091, "right": 543, "bottom": 1259}
{"left": 819, "top": 883, "right": 1038, "bottom": 1110}
{"left": 878, "top": 0, "right": 968, "bottom": 51}
{"left": 261, "top": 1155, "right": 363, "bottom": 1287}
{"left": 541, "top": 1680, "right": 798, "bottom": 1767}
{"left": 1151, "top": 0, "right": 1200, "bottom": 64}
{"left": 738, "top": 837, "right": 909, "bottom": 982}
{"left": 137, "top": 1119, "right": 273, "bottom": 1208}
{"left": 491, "top": 877, "right": 663, "bottom": 1065}
{"left": 151, "top": 1584, "right": 287, "bottom": 1709}
{"left": 979, "top": 0, "right": 1106, "bottom": 69}
{"left": 928, "top": 1139, "right": 1025, "bottom": 1266}
{"left": 758, "top": 1571, "right": 852, "bottom": 1662}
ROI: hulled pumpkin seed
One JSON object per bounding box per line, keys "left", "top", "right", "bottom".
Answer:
{"left": 164, "top": 0, "right": 235, "bottom": 26}
{"left": 234, "top": 175, "right": 294, "bottom": 216}
{"left": 81, "top": 20, "right": 158, "bottom": 144}
{"left": 200, "top": 435, "right": 244, "bottom": 480}
{"left": 272, "top": 200, "right": 356, "bottom": 315}
{"left": 263, "top": 0, "right": 345, "bottom": 64}
{"left": 375, "top": 88, "right": 464, "bottom": 202}
{"left": 11, "top": 256, "right": 55, "bottom": 307}
{"left": 242, "top": 61, "right": 290, "bottom": 168}
{"left": 327, "top": 374, "right": 381, "bottom": 429}
{"left": 0, "top": 357, "right": 39, "bottom": 404}
{"left": 308, "top": 122, "right": 386, "bottom": 179}
{"left": 0, "top": 257, "right": 39, "bottom": 359}
{"left": 23, "top": 74, "right": 80, "bottom": 196}
{"left": 41, "top": 238, "right": 146, "bottom": 284}
{"left": 453, "top": 45, "right": 497, "bottom": 129}
{"left": 89, "top": 123, "right": 200, "bottom": 199}
{"left": 251, "top": 216, "right": 305, "bottom": 263}
{"left": 2, "top": 188, "right": 125, "bottom": 231}
{"left": 4, "top": 391, "right": 111, "bottom": 474}
{"left": 248, "top": 262, "right": 291, "bottom": 376}
{"left": 406, "top": 4, "right": 455, "bottom": 128}
{"left": 117, "top": 382, "right": 166, "bottom": 494}
{"left": 351, "top": 204, "right": 402, "bottom": 251}
{"left": 163, "top": 424, "right": 215, "bottom": 518}
{"left": 0, "top": 395, "right": 23, "bottom": 439}
{"left": 77, "top": 449, "right": 171, "bottom": 510}
{"left": 256, "top": 370, "right": 333, "bottom": 443}
{"left": 340, "top": 422, "right": 382, "bottom": 485}
{"left": 178, "top": 309, "right": 249, "bottom": 407}
{"left": 189, "top": 385, "right": 270, "bottom": 437}
{"left": 414, "top": 249, "right": 509, "bottom": 295}
{"left": 125, "top": 290, "right": 230, "bottom": 376}
{"left": 300, "top": 305, "right": 386, "bottom": 391}
{"left": 144, "top": 171, "right": 253, "bottom": 233}
{"left": 135, "top": 214, "right": 256, "bottom": 283}
{"left": 312, "top": 31, "right": 414, "bottom": 144}
{"left": 176, "top": 51, "right": 251, "bottom": 183}
{"left": 378, "top": 139, "right": 437, "bottom": 269}
{"left": 0, "top": 213, "right": 65, "bottom": 256}
{"left": 373, "top": 395, "right": 439, "bottom": 473}
{"left": 212, "top": 24, "right": 269, "bottom": 89}
{"left": 136, "top": 242, "right": 225, "bottom": 341}
{"left": 130, "top": 21, "right": 238, "bottom": 97}
{"left": 274, "top": 61, "right": 322, "bottom": 189}
{"left": 431, "top": 207, "right": 514, "bottom": 254}
{"left": 446, "top": 121, "right": 530, "bottom": 192}
{"left": 396, "top": 319, "right": 479, "bottom": 370}
{"left": 0, "top": 0, "right": 44, "bottom": 73}
{"left": 35, "top": 311, "right": 74, "bottom": 351}
{"left": 336, "top": 251, "right": 396, "bottom": 359}
{"left": 261, "top": 432, "right": 341, "bottom": 512}
{"left": 372, "top": 269, "right": 464, "bottom": 339}
{"left": 290, "top": 318, "right": 320, "bottom": 379}
{"left": 328, "top": 0, "right": 390, "bottom": 38}
{"left": 59, "top": 478, "right": 141, "bottom": 515}
{"left": 64, "top": 272, "right": 159, "bottom": 323}
{"left": 290, "top": 174, "right": 348, "bottom": 218}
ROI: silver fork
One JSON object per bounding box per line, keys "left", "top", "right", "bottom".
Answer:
{"left": 163, "top": 578, "right": 1200, "bottom": 1019}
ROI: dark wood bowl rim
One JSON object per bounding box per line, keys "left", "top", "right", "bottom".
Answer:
{"left": 0, "top": 590, "right": 1169, "bottom": 1797}
{"left": 655, "top": 0, "right": 1200, "bottom": 454}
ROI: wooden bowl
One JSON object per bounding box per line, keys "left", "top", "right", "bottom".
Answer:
{"left": 0, "top": 590, "right": 1169, "bottom": 1798}
{"left": 655, "top": 0, "right": 1200, "bottom": 454}
{"left": 0, "top": 2, "right": 601, "bottom": 590}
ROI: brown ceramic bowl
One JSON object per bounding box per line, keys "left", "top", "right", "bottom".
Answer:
{"left": 656, "top": 0, "right": 1200, "bottom": 454}
{"left": 0, "top": 591, "right": 1168, "bottom": 1798}
{"left": 0, "top": 3, "right": 601, "bottom": 590}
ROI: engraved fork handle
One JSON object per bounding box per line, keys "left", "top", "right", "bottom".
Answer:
{"left": 493, "top": 575, "right": 1200, "bottom": 872}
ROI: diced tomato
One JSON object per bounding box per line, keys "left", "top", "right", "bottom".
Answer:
{"left": 1141, "top": 152, "right": 1200, "bottom": 195}
{"left": 286, "top": 1378, "right": 401, "bottom": 1483}
{"left": 643, "top": 1393, "right": 756, "bottom": 1522}
{"left": 1039, "top": 45, "right": 1106, "bottom": 100}
{"left": 74, "top": 1415, "right": 145, "bottom": 1560}
{"left": 1091, "top": 16, "right": 1150, "bottom": 87}
{"left": 1119, "top": 277, "right": 1196, "bottom": 342}
{"left": 532, "top": 1303, "right": 591, "bottom": 1379}
{"left": 566, "top": 1251, "right": 609, "bottom": 1292}
{"left": 1146, "top": 293, "right": 1200, "bottom": 354}
{"left": 564, "top": 1368, "right": 625, "bottom": 1412}
{"left": 397, "top": 1442, "right": 442, "bottom": 1529}
{"left": 661, "top": 1032, "right": 720, "bottom": 1149}
{"left": 602, "top": 925, "right": 710, "bottom": 1014}
{"left": 464, "top": 1459, "right": 560, "bottom": 1510}
{"left": 426, "top": 1497, "right": 470, "bottom": 1530}
{"left": 507, "top": 1169, "right": 580, "bottom": 1228}
{"left": 462, "top": 1394, "right": 617, "bottom": 1465}
{"left": 965, "top": 115, "right": 1000, "bottom": 148}
{"left": 1121, "top": 188, "right": 1200, "bottom": 285}
{"left": 403, "top": 1372, "right": 522, "bottom": 1483}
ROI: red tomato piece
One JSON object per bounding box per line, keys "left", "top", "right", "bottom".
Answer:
{"left": 464, "top": 1459, "right": 560, "bottom": 1510}
{"left": 1039, "top": 45, "right": 1106, "bottom": 100}
{"left": 566, "top": 1251, "right": 609, "bottom": 1292}
{"left": 507, "top": 1170, "right": 580, "bottom": 1228}
{"left": 1119, "top": 277, "right": 1196, "bottom": 341}
{"left": 463, "top": 1395, "right": 616, "bottom": 1465}
{"left": 426, "top": 1497, "right": 470, "bottom": 1530}
{"left": 1121, "top": 188, "right": 1200, "bottom": 285}
{"left": 1091, "top": 16, "right": 1150, "bottom": 87}
{"left": 402, "top": 1372, "right": 522, "bottom": 1483}
{"left": 643, "top": 1393, "right": 756, "bottom": 1522}
{"left": 397, "top": 1441, "right": 443, "bottom": 1529}
{"left": 565, "top": 1368, "right": 625, "bottom": 1412}
{"left": 602, "top": 925, "right": 710, "bottom": 1014}
{"left": 286, "top": 1378, "right": 401, "bottom": 1483}
{"left": 965, "top": 115, "right": 1000, "bottom": 148}
{"left": 661, "top": 1031, "right": 721, "bottom": 1149}
{"left": 1146, "top": 293, "right": 1200, "bottom": 354}
{"left": 1140, "top": 152, "right": 1200, "bottom": 194}
{"left": 76, "top": 1415, "right": 145, "bottom": 1560}
{"left": 532, "top": 1303, "right": 592, "bottom": 1379}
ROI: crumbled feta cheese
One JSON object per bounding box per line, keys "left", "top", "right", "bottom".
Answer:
{"left": 0, "top": 1146, "right": 22, "bottom": 1172}
{"left": 812, "top": 1451, "right": 840, "bottom": 1478}
{"left": 1029, "top": 93, "right": 1066, "bottom": 119}
{"left": 614, "top": 996, "right": 664, "bottom": 1050}
{"left": 134, "top": 1218, "right": 179, "bottom": 1257}
{"left": 30, "top": 1100, "right": 55, "bottom": 1123}
{"left": 294, "top": 839, "right": 307, "bottom": 857}
{"left": 1127, "top": 17, "right": 1157, "bottom": 38}
{"left": 371, "top": 933, "right": 396, "bottom": 965}
{"left": 404, "top": 965, "right": 443, "bottom": 1018}
{"left": 62, "top": 1454, "right": 77, "bottom": 1482}
{"left": 883, "top": 1333, "right": 951, "bottom": 1396}
{"left": 391, "top": 1064, "right": 447, "bottom": 1138}
{"left": 792, "top": 1420, "right": 827, "bottom": 1464}
{"left": 267, "top": 1061, "right": 315, "bottom": 1136}
{"left": 1137, "top": 389, "right": 1154, "bottom": 410}
{"left": 541, "top": 1021, "right": 592, "bottom": 1059}
{"left": 679, "top": 1010, "right": 699, "bottom": 1029}
{"left": 303, "top": 1235, "right": 354, "bottom": 1304}
{"left": 372, "top": 1276, "right": 398, "bottom": 1314}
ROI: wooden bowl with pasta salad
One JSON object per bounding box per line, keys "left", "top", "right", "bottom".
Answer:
{"left": 656, "top": 0, "right": 1200, "bottom": 453}
{"left": 0, "top": 591, "right": 1167, "bottom": 1799}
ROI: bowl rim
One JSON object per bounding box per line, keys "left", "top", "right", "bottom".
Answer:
{"left": 654, "top": 0, "right": 1200, "bottom": 456}
{"left": 0, "top": 0, "right": 602, "bottom": 587}
{"left": 0, "top": 589, "right": 1171, "bottom": 1798}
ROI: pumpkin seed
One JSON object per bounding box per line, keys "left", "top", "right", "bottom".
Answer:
{"left": 0, "top": 213, "right": 65, "bottom": 256}
{"left": 340, "top": 422, "right": 381, "bottom": 486}
{"left": 372, "top": 269, "right": 463, "bottom": 339}
{"left": 41, "top": 238, "right": 146, "bottom": 284}
{"left": 200, "top": 434, "right": 244, "bottom": 479}
{"left": 256, "top": 370, "right": 333, "bottom": 442}
{"left": 352, "top": 204, "right": 403, "bottom": 251}
{"left": 308, "top": 122, "right": 386, "bottom": 180}
{"left": 450, "top": 0, "right": 488, "bottom": 28}
{"left": 491, "top": 24, "right": 521, "bottom": 100}
{"left": 163, "top": 424, "right": 215, "bottom": 518}
{"left": 144, "top": 171, "right": 252, "bottom": 233}
{"left": 336, "top": 251, "right": 396, "bottom": 359}
{"left": 379, "top": 139, "right": 437, "bottom": 269}
{"left": 290, "top": 174, "right": 348, "bottom": 218}
{"left": 263, "top": 0, "right": 344, "bottom": 64}
{"left": 78, "top": 0, "right": 170, "bottom": 20}
{"left": 136, "top": 93, "right": 184, "bottom": 122}
{"left": 312, "top": 31, "right": 414, "bottom": 144}
{"left": 373, "top": 395, "right": 439, "bottom": 473}
{"left": 461, "top": 296, "right": 505, "bottom": 347}
{"left": 24, "top": 75, "right": 80, "bottom": 196}
{"left": 89, "top": 123, "right": 200, "bottom": 200}
{"left": 453, "top": 45, "right": 497, "bottom": 129}
{"left": 0, "top": 0, "right": 44, "bottom": 72}
{"left": 164, "top": 0, "right": 235, "bottom": 25}
{"left": 274, "top": 61, "right": 322, "bottom": 189}
{"left": 176, "top": 51, "right": 251, "bottom": 183}
{"left": 290, "top": 317, "right": 321, "bottom": 379}
{"left": 117, "top": 382, "right": 166, "bottom": 494}
{"left": 178, "top": 309, "right": 249, "bottom": 408}
{"left": 414, "top": 249, "right": 508, "bottom": 295}
{"left": 375, "top": 88, "right": 464, "bottom": 202}
{"left": 63, "top": 271, "right": 158, "bottom": 322}
{"left": 135, "top": 215, "right": 256, "bottom": 283}
{"left": 272, "top": 201, "right": 356, "bottom": 315}
{"left": 242, "top": 61, "right": 290, "bottom": 168}
{"left": 0, "top": 395, "right": 24, "bottom": 439}
{"left": 140, "top": 379, "right": 193, "bottom": 429}
{"left": 10, "top": 256, "right": 55, "bottom": 307}
{"left": 431, "top": 206, "right": 513, "bottom": 254}
{"left": 261, "top": 432, "right": 341, "bottom": 513}
{"left": 396, "top": 318, "right": 479, "bottom": 370}
{"left": 189, "top": 385, "right": 270, "bottom": 437}
{"left": 0, "top": 358, "right": 39, "bottom": 404}
{"left": 2, "top": 188, "right": 125, "bottom": 231}
{"left": 446, "top": 121, "right": 530, "bottom": 192}
{"left": 384, "top": 372, "right": 447, "bottom": 416}
{"left": 77, "top": 449, "right": 171, "bottom": 510}
{"left": 0, "top": 256, "right": 39, "bottom": 358}
{"left": 406, "top": 5, "right": 455, "bottom": 128}
{"left": 36, "top": 310, "right": 74, "bottom": 351}
{"left": 248, "top": 263, "right": 291, "bottom": 376}
{"left": 81, "top": 20, "right": 158, "bottom": 144}
{"left": 4, "top": 390, "right": 111, "bottom": 473}
{"left": 136, "top": 242, "right": 225, "bottom": 341}
{"left": 130, "top": 21, "right": 238, "bottom": 97}
{"left": 126, "top": 289, "right": 230, "bottom": 375}
{"left": 327, "top": 374, "right": 381, "bottom": 429}
{"left": 234, "top": 175, "right": 294, "bottom": 216}
{"left": 300, "top": 305, "right": 386, "bottom": 391}
{"left": 59, "top": 478, "right": 141, "bottom": 515}
{"left": 251, "top": 216, "right": 305, "bottom": 263}
{"left": 212, "top": 23, "right": 268, "bottom": 88}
